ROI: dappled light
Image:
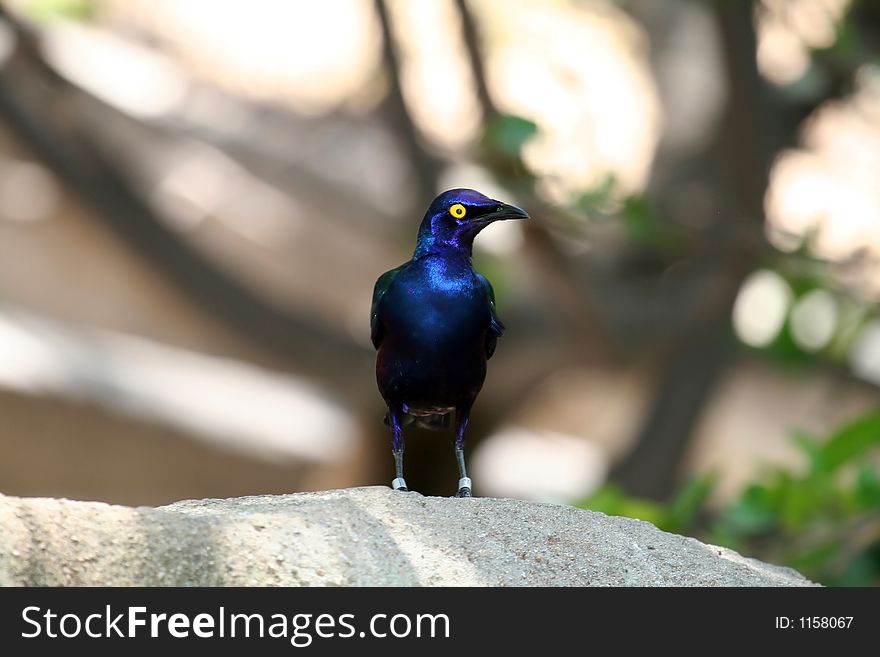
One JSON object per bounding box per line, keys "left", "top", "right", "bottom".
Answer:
{"left": 732, "top": 270, "right": 792, "bottom": 348}
{"left": 472, "top": 425, "right": 607, "bottom": 503}
{"left": 0, "top": 0, "right": 877, "bottom": 585}
{"left": 0, "top": 308, "right": 357, "bottom": 463}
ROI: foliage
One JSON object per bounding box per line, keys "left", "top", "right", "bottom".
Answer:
{"left": 574, "top": 174, "right": 679, "bottom": 250}
{"left": 740, "top": 259, "right": 878, "bottom": 370}
{"left": 21, "top": 0, "right": 94, "bottom": 21}
{"left": 579, "top": 409, "right": 880, "bottom": 586}
{"left": 480, "top": 113, "right": 538, "bottom": 161}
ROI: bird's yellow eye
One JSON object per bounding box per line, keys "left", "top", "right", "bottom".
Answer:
{"left": 449, "top": 203, "right": 467, "bottom": 219}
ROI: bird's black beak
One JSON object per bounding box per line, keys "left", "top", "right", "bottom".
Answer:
{"left": 484, "top": 201, "right": 529, "bottom": 223}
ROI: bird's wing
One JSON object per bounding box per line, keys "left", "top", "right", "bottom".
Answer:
{"left": 370, "top": 263, "right": 407, "bottom": 349}
{"left": 477, "top": 273, "right": 505, "bottom": 359}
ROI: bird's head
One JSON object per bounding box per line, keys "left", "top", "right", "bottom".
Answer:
{"left": 414, "top": 188, "right": 529, "bottom": 257}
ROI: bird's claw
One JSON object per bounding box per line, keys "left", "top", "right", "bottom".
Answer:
{"left": 455, "top": 477, "right": 473, "bottom": 498}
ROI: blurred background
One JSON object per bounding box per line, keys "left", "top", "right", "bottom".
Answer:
{"left": 0, "top": 0, "right": 877, "bottom": 584}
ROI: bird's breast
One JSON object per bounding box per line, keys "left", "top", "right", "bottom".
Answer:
{"left": 383, "top": 258, "right": 489, "bottom": 345}
{"left": 420, "top": 257, "right": 475, "bottom": 294}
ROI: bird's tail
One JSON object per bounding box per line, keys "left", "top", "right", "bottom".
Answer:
{"left": 383, "top": 411, "right": 452, "bottom": 431}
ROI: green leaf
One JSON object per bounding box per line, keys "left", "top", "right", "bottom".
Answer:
{"left": 578, "top": 485, "right": 667, "bottom": 529}
{"left": 776, "top": 472, "right": 822, "bottom": 529}
{"left": 791, "top": 430, "right": 822, "bottom": 475}
{"left": 831, "top": 551, "right": 880, "bottom": 587}
{"left": 576, "top": 174, "right": 618, "bottom": 210}
{"left": 723, "top": 484, "right": 777, "bottom": 535}
{"left": 482, "top": 114, "right": 538, "bottom": 159}
{"left": 619, "top": 194, "right": 673, "bottom": 247}
{"left": 786, "top": 541, "right": 839, "bottom": 579}
{"left": 21, "top": 0, "right": 94, "bottom": 21}
{"left": 856, "top": 467, "right": 880, "bottom": 508}
{"left": 664, "top": 474, "right": 716, "bottom": 532}
{"left": 817, "top": 410, "right": 880, "bottom": 473}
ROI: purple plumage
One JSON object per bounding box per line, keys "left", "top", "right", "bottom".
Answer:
{"left": 370, "top": 189, "right": 528, "bottom": 496}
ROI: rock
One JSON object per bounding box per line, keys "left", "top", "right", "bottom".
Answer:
{"left": 0, "top": 486, "right": 816, "bottom": 586}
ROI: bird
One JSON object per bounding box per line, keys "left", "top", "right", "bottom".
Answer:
{"left": 370, "top": 188, "right": 528, "bottom": 497}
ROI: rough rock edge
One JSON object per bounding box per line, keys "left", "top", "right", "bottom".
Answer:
{"left": 0, "top": 487, "right": 818, "bottom": 587}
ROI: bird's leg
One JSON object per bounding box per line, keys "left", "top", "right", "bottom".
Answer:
{"left": 388, "top": 406, "right": 408, "bottom": 492}
{"left": 453, "top": 406, "right": 473, "bottom": 498}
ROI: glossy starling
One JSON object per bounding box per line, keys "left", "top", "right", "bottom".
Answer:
{"left": 370, "top": 188, "right": 528, "bottom": 496}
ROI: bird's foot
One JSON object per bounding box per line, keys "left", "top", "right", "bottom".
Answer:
{"left": 454, "top": 477, "right": 473, "bottom": 498}
{"left": 391, "top": 477, "right": 409, "bottom": 492}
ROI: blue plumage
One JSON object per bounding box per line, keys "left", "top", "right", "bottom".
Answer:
{"left": 371, "top": 188, "right": 528, "bottom": 496}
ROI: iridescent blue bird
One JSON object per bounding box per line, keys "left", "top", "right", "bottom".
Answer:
{"left": 371, "top": 188, "right": 528, "bottom": 496}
